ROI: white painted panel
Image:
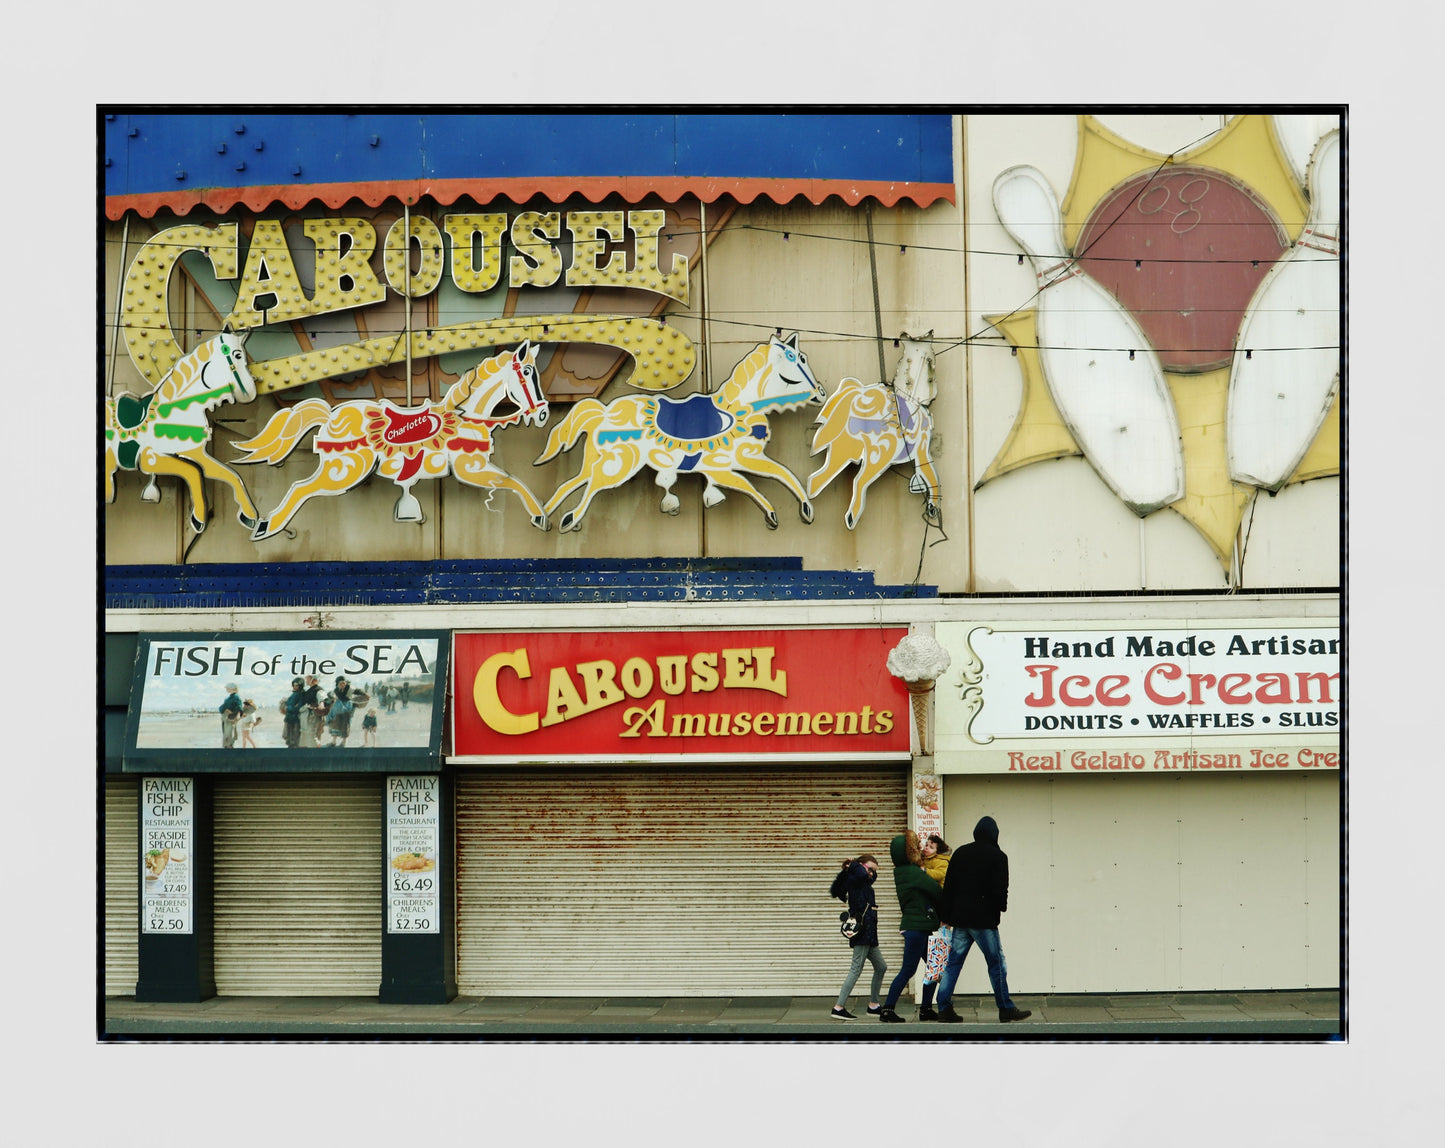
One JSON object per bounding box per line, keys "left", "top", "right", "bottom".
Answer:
{"left": 1237, "top": 479, "right": 1342, "bottom": 588}
{"left": 972, "top": 459, "right": 1144, "bottom": 591}
{"left": 1304, "top": 771, "right": 1342, "bottom": 987}
{"left": 1092, "top": 115, "right": 1230, "bottom": 156}
{"left": 963, "top": 113, "right": 1081, "bottom": 207}
{"left": 1177, "top": 776, "right": 1310, "bottom": 990}
{"left": 938, "top": 775, "right": 1055, "bottom": 996}
{"left": 1044, "top": 777, "right": 1182, "bottom": 992}
{"left": 1141, "top": 508, "right": 1232, "bottom": 589}
{"left": 941, "top": 771, "right": 1339, "bottom": 992}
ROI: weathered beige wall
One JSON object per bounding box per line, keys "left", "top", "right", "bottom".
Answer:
{"left": 941, "top": 771, "right": 1339, "bottom": 992}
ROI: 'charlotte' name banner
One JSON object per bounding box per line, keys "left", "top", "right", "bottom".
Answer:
{"left": 935, "top": 621, "right": 1340, "bottom": 774}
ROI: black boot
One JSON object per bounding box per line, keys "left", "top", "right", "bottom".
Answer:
{"left": 878, "top": 1007, "right": 906, "bottom": 1023}
{"left": 917, "top": 1005, "right": 938, "bottom": 1021}
{"left": 999, "top": 1006, "right": 1032, "bottom": 1022}
{"left": 937, "top": 1006, "right": 964, "bottom": 1023}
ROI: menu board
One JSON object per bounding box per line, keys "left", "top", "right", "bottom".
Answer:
{"left": 913, "top": 773, "right": 943, "bottom": 844}
{"left": 386, "top": 775, "right": 440, "bottom": 934}
{"left": 141, "top": 776, "right": 193, "bottom": 934}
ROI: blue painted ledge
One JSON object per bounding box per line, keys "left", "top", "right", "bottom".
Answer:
{"left": 104, "top": 559, "right": 935, "bottom": 608}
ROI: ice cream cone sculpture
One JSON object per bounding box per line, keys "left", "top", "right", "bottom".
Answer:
{"left": 905, "top": 679, "right": 936, "bottom": 747}
{"left": 887, "top": 634, "right": 952, "bottom": 753}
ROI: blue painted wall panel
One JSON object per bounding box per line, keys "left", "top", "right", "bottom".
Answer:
{"left": 103, "top": 112, "right": 952, "bottom": 198}
{"left": 102, "top": 560, "right": 934, "bottom": 606}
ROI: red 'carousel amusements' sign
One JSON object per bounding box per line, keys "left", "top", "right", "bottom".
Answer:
{"left": 452, "top": 629, "right": 911, "bottom": 761}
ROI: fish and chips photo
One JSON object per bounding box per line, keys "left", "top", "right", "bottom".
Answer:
{"left": 391, "top": 852, "right": 436, "bottom": 872}
{"left": 144, "top": 848, "right": 171, "bottom": 879}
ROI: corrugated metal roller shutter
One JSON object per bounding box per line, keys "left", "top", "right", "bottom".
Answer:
{"left": 104, "top": 775, "right": 139, "bottom": 997}
{"left": 456, "top": 766, "right": 906, "bottom": 996}
{"left": 214, "top": 775, "right": 382, "bottom": 996}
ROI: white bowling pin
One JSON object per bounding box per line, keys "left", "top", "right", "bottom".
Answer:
{"left": 1227, "top": 130, "right": 1341, "bottom": 491}
{"left": 1273, "top": 114, "right": 1340, "bottom": 189}
{"left": 993, "top": 165, "right": 1184, "bottom": 516}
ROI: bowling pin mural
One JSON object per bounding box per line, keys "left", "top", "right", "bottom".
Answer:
{"left": 992, "top": 166, "right": 1185, "bottom": 516}
{"left": 1227, "top": 130, "right": 1341, "bottom": 491}
{"left": 1273, "top": 114, "right": 1340, "bottom": 190}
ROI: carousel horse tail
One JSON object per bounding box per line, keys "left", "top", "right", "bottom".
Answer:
{"left": 535, "top": 398, "right": 607, "bottom": 464}
{"left": 232, "top": 399, "right": 334, "bottom": 464}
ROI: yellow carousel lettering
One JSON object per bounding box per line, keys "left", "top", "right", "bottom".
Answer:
{"left": 542, "top": 659, "right": 626, "bottom": 727}
{"left": 690, "top": 652, "right": 720, "bottom": 692}
{"left": 620, "top": 657, "right": 655, "bottom": 698}
{"left": 721, "top": 647, "right": 787, "bottom": 695}
{"left": 495, "top": 644, "right": 806, "bottom": 731}
{"left": 444, "top": 214, "right": 509, "bottom": 293}
{"left": 127, "top": 211, "right": 695, "bottom": 393}
{"left": 566, "top": 211, "right": 629, "bottom": 288}
{"left": 473, "top": 648, "right": 540, "bottom": 736}
{"left": 509, "top": 211, "right": 563, "bottom": 288}
{"left": 232, "top": 220, "right": 315, "bottom": 324}
{"left": 385, "top": 215, "right": 446, "bottom": 298}
{"left": 625, "top": 209, "right": 689, "bottom": 304}
{"left": 303, "top": 218, "right": 385, "bottom": 315}
{"left": 657, "top": 655, "right": 688, "bottom": 695}
{"left": 121, "top": 223, "right": 240, "bottom": 385}
{"left": 620, "top": 699, "right": 668, "bottom": 738}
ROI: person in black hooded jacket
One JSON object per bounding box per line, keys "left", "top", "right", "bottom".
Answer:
{"left": 830, "top": 854, "right": 888, "bottom": 1019}
{"left": 934, "top": 816, "right": 1031, "bottom": 1023}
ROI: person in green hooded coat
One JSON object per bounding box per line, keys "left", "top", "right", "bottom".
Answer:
{"left": 876, "top": 830, "right": 944, "bottom": 1023}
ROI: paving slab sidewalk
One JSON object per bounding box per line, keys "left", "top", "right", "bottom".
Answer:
{"left": 103, "top": 990, "right": 1342, "bottom": 1039}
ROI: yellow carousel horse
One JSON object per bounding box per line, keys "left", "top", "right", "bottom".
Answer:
{"left": 234, "top": 342, "right": 550, "bottom": 538}
{"left": 807, "top": 332, "right": 941, "bottom": 529}
{"left": 104, "top": 331, "right": 261, "bottom": 534}
{"left": 537, "top": 333, "right": 827, "bottom": 532}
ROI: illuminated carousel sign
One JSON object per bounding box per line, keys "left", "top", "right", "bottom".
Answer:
{"left": 117, "top": 210, "right": 696, "bottom": 398}
{"left": 103, "top": 113, "right": 959, "bottom": 538}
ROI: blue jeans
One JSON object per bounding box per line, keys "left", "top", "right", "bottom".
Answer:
{"left": 883, "top": 930, "right": 931, "bottom": 1010}
{"left": 936, "top": 927, "right": 1015, "bottom": 1011}
{"left": 836, "top": 944, "right": 887, "bottom": 1009}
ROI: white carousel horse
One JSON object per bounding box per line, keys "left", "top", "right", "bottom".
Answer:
{"left": 234, "top": 342, "right": 550, "bottom": 537}
{"left": 104, "top": 331, "right": 261, "bottom": 533}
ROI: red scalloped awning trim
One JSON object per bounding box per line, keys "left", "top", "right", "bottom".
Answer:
{"left": 105, "top": 176, "right": 956, "bottom": 220}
